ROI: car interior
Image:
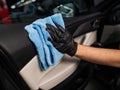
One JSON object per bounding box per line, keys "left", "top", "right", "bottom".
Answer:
{"left": 0, "top": 0, "right": 120, "bottom": 90}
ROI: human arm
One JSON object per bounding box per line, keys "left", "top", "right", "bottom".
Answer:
{"left": 46, "top": 23, "right": 120, "bottom": 68}
{"left": 75, "top": 44, "right": 120, "bottom": 68}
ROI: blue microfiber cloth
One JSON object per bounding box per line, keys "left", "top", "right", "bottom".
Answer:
{"left": 25, "top": 13, "right": 64, "bottom": 70}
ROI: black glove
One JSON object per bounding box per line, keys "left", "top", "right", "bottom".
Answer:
{"left": 46, "top": 23, "right": 77, "bottom": 56}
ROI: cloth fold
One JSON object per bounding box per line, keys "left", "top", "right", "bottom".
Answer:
{"left": 25, "top": 13, "right": 64, "bottom": 70}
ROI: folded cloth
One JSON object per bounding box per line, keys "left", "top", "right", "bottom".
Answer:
{"left": 25, "top": 13, "right": 64, "bottom": 70}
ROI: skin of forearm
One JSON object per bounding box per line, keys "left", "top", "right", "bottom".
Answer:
{"left": 75, "top": 44, "right": 120, "bottom": 68}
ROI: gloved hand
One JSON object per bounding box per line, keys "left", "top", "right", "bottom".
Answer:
{"left": 46, "top": 23, "right": 77, "bottom": 56}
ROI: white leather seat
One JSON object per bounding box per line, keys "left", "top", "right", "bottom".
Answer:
{"left": 20, "top": 31, "right": 96, "bottom": 90}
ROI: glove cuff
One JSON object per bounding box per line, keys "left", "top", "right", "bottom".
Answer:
{"left": 68, "top": 42, "right": 78, "bottom": 56}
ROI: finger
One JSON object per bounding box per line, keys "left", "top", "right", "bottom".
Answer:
{"left": 53, "top": 43, "right": 65, "bottom": 53}
{"left": 48, "top": 37, "right": 52, "bottom": 41}
{"left": 46, "top": 28, "right": 53, "bottom": 35}
{"left": 48, "top": 37, "right": 59, "bottom": 46}
{"left": 46, "top": 24, "right": 59, "bottom": 35}
{"left": 46, "top": 23, "right": 63, "bottom": 35}
{"left": 50, "top": 41, "right": 59, "bottom": 48}
{"left": 46, "top": 24, "right": 62, "bottom": 40}
{"left": 54, "top": 22, "right": 65, "bottom": 33}
{"left": 52, "top": 42, "right": 62, "bottom": 49}
{"left": 46, "top": 28, "right": 55, "bottom": 39}
{"left": 46, "top": 27, "right": 60, "bottom": 41}
{"left": 46, "top": 24, "right": 57, "bottom": 38}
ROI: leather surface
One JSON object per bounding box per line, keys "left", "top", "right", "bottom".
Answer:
{"left": 0, "top": 23, "right": 36, "bottom": 71}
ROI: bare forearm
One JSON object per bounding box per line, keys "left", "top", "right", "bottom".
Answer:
{"left": 75, "top": 45, "right": 120, "bottom": 67}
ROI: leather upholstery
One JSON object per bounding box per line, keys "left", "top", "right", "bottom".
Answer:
{"left": 0, "top": 23, "right": 36, "bottom": 71}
